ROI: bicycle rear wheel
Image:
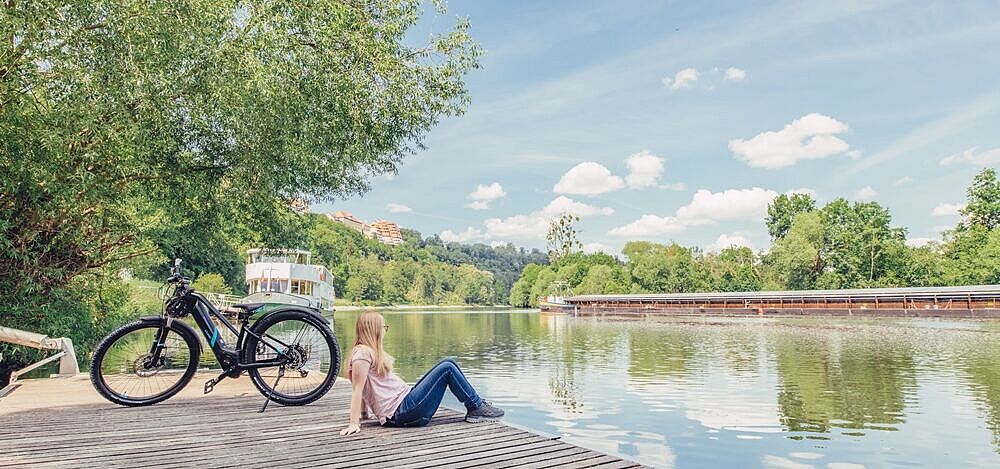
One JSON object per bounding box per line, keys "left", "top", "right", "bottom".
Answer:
{"left": 244, "top": 310, "right": 339, "bottom": 406}
{"left": 90, "top": 318, "right": 200, "bottom": 406}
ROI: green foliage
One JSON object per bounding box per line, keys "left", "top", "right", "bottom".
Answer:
{"left": 576, "top": 265, "right": 627, "bottom": 294}
{"left": 963, "top": 168, "right": 1000, "bottom": 229}
{"left": 702, "top": 247, "right": 762, "bottom": 292}
{"left": 1, "top": 0, "right": 480, "bottom": 378}
{"left": 625, "top": 241, "right": 702, "bottom": 293}
{"left": 512, "top": 169, "right": 1000, "bottom": 297}
{"left": 306, "top": 215, "right": 503, "bottom": 305}
{"left": 767, "top": 193, "right": 817, "bottom": 239}
{"left": 509, "top": 264, "right": 544, "bottom": 307}
{"left": 191, "top": 272, "right": 232, "bottom": 295}
{"left": 424, "top": 237, "right": 547, "bottom": 301}
{"left": 765, "top": 212, "right": 825, "bottom": 289}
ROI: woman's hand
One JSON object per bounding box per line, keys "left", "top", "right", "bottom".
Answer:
{"left": 340, "top": 423, "right": 361, "bottom": 436}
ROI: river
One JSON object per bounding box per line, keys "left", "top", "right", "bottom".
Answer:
{"left": 331, "top": 310, "right": 1000, "bottom": 468}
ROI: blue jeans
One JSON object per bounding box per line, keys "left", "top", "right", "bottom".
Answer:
{"left": 387, "top": 357, "right": 483, "bottom": 427}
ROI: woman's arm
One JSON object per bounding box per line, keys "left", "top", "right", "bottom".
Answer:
{"left": 340, "top": 358, "right": 370, "bottom": 436}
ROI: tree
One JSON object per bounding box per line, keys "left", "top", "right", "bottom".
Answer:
{"left": 765, "top": 212, "right": 825, "bottom": 290}
{"left": 576, "top": 265, "right": 627, "bottom": 294}
{"left": 191, "top": 272, "right": 232, "bottom": 295}
{"left": 1, "top": 1, "right": 481, "bottom": 373}
{"left": 820, "top": 199, "right": 906, "bottom": 287}
{"left": 546, "top": 214, "right": 582, "bottom": 262}
{"left": 624, "top": 241, "right": 700, "bottom": 293}
{"left": 345, "top": 257, "right": 384, "bottom": 303}
{"left": 509, "top": 264, "right": 544, "bottom": 307}
{"left": 767, "top": 193, "right": 817, "bottom": 240}
{"left": 962, "top": 168, "right": 1000, "bottom": 229}
{"left": 702, "top": 247, "right": 762, "bottom": 292}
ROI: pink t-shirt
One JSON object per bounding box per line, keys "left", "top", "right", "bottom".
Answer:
{"left": 348, "top": 346, "right": 410, "bottom": 424}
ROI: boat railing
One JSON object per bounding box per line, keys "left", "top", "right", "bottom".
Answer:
{"left": 0, "top": 326, "right": 79, "bottom": 397}
{"left": 202, "top": 292, "right": 243, "bottom": 310}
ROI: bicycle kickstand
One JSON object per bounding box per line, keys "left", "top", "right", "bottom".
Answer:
{"left": 258, "top": 366, "right": 285, "bottom": 414}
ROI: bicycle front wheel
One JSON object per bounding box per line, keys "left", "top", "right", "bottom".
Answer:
{"left": 90, "top": 318, "right": 201, "bottom": 406}
{"left": 244, "top": 310, "right": 340, "bottom": 406}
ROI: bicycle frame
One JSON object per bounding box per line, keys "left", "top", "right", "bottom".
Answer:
{"left": 148, "top": 289, "right": 289, "bottom": 373}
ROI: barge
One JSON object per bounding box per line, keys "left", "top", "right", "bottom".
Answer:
{"left": 563, "top": 285, "right": 1000, "bottom": 318}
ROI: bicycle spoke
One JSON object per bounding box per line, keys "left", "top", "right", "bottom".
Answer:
{"left": 100, "top": 326, "right": 193, "bottom": 400}
{"left": 252, "top": 318, "right": 334, "bottom": 401}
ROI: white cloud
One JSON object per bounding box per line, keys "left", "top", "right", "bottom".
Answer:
{"left": 931, "top": 202, "right": 966, "bottom": 217}
{"left": 676, "top": 188, "right": 778, "bottom": 224}
{"left": 386, "top": 203, "right": 412, "bottom": 213}
{"left": 662, "top": 68, "right": 699, "bottom": 90}
{"left": 540, "top": 195, "right": 614, "bottom": 217}
{"left": 610, "top": 187, "right": 780, "bottom": 238}
{"left": 939, "top": 147, "right": 1000, "bottom": 166}
{"left": 728, "top": 113, "right": 852, "bottom": 169}
{"left": 490, "top": 240, "right": 509, "bottom": 248}
{"left": 483, "top": 196, "right": 614, "bottom": 240}
{"left": 905, "top": 237, "right": 938, "bottom": 248}
{"left": 553, "top": 162, "right": 625, "bottom": 195}
{"left": 662, "top": 182, "right": 687, "bottom": 191}
{"left": 582, "top": 242, "right": 613, "bottom": 254}
{"left": 624, "top": 150, "right": 665, "bottom": 189}
{"left": 724, "top": 67, "right": 746, "bottom": 81}
{"left": 609, "top": 214, "right": 686, "bottom": 238}
{"left": 894, "top": 176, "right": 913, "bottom": 186}
{"left": 440, "top": 227, "right": 485, "bottom": 243}
{"left": 707, "top": 233, "right": 754, "bottom": 253}
{"left": 483, "top": 214, "right": 550, "bottom": 240}
{"left": 465, "top": 182, "right": 507, "bottom": 210}
{"left": 853, "top": 186, "right": 878, "bottom": 201}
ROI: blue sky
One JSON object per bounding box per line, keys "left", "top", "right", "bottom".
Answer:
{"left": 315, "top": 0, "right": 1000, "bottom": 255}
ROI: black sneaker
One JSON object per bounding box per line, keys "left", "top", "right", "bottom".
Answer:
{"left": 465, "top": 400, "right": 504, "bottom": 423}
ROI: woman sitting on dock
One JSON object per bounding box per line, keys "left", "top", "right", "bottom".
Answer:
{"left": 339, "top": 312, "right": 504, "bottom": 435}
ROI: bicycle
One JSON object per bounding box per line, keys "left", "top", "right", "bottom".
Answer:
{"left": 89, "top": 259, "right": 340, "bottom": 410}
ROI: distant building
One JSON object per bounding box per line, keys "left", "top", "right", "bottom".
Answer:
{"left": 327, "top": 210, "right": 375, "bottom": 238}
{"left": 327, "top": 210, "right": 403, "bottom": 245}
{"left": 371, "top": 220, "right": 404, "bottom": 245}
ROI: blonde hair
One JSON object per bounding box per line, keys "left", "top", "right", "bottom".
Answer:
{"left": 353, "top": 311, "right": 394, "bottom": 376}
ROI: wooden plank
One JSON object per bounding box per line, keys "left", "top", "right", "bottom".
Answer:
{"left": 515, "top": 451, "right": 608, "bottom": 469}
{"left": 320, "top": 428, "right": 532, "bottom": 469}
{"left": 445, "top": 445, "right": 592, "bottom": 469}
{"left": 0, "top": 376, "right": 640, "bottom": 469}
{"left": 391, "top": 439, "right": 566, "bottom": 468}
{"left": 559, "top": 457, "right": 641, "bottom": 468}
{"left": 153, "top": 418, "right": 492, "bottom": 469}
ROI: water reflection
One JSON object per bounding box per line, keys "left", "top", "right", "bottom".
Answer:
{"left": 330, "top": 311, "right": 1000, "bottom": 468}
{"left": 771, "top": 328, "right": 917, "bottom": 435}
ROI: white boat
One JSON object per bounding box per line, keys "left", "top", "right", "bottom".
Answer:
{"left": 242, "top": 249, "right": 335, "bottom": 311}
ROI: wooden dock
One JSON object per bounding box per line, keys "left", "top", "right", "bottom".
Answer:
{"left": 0, "top": 373, "right": 639, "bottom": 468}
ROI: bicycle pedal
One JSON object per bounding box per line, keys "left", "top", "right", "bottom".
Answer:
{"left": 204, "top": 379, "right": 217, "bottom": 394}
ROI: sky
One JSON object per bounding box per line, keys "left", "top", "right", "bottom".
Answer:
{"left": 315, "top": 0, "right": 1000, "bottom": 255}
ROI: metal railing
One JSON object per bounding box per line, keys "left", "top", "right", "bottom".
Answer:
{"left": 0, "top": 326, "right": 79, "bottom": 397}
{"left": 201, "top": 292, "right": 243, "bottom": 310}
